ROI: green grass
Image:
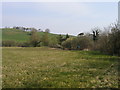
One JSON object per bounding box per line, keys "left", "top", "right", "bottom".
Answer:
{"left": 2, "top": 47, "right": 119, "bottom": 88}
{"left": 1, "top": 28, "right": 62, "bottom": 42}
{"left": 1, "top": 28, "right": 30, "bottom": 42}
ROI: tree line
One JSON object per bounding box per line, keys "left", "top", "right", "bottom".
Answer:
{"left": 2, "top": 23, "right": 120, "bottom": 56}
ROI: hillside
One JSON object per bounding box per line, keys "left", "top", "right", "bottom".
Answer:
{"left": 1, "top": 28, "right": 29, "bottom": 42}
{"left": 1, "top": 28, "right": 62, "bottom": 42}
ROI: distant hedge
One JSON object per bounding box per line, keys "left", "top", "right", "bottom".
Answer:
{"left": 2, "top": 40, "right": 31, "bottom": 47}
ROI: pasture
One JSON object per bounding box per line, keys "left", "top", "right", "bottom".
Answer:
{"left": 1, "top": 28, "right": 61, "bottom": 42}
{"left": 2, "top": 47, "right": 119, "bottom": 88}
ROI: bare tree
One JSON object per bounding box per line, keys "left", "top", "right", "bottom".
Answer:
{"left": 45, "top": 28, "right": 50, "bottom": 33}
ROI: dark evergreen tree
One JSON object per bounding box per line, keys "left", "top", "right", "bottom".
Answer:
{"left": 66, "top": 34, "right": 69, "bottom": 40}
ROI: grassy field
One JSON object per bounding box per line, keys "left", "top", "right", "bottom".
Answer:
{"left": 1, "top": 28, "right": 63, "bottom": 42}
{"left": 1, "top": 28, "right": 30, "bottom": 42}
{"left": 2, "top": 47, "right": 119, "bottom": 88}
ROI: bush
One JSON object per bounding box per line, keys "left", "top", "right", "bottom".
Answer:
{"left": 62, "top": 36, "right": 93, "bottom": 50}
{"left": 2, "top": 40, "right": 32, "bottom": 47}
{"left": 107, "top": 27, "right": 120, "bottom": 56}
{"left": 62, "top": 37, "right": 73, "bottom": 50}
{"left": 30, "top": 29, "right": 41, "bottom": 47}
{"left": 48, "top": 37, "right": 59, "bottom": 48}
{"left": 92, "top": 24, "right": 120, "bottom": 56}
{"left": 2, "top": 40, "right": 16, "bottom": 47}
{"left": 41, "top": 32, "right": 49, "bottom": 46}
{"left": 18, "top": 42, "right": 31, "bottom": 47}
{"left": 77, "top": 36, "right": 93, "bottom": 50}
{"left": 92, "top": 33, "right": 109, "bottom": 54}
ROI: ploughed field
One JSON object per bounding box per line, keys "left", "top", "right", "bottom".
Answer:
{"left": 2, "top": 47, "right": 119, "bottom": 88}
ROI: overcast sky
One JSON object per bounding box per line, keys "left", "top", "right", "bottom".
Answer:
{"left": 2, "top": 2, "right": 118, "bottom": 35}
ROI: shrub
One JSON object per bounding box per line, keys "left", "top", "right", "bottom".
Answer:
{"left": 62, "top": 37, "right": 73, "bottom": 50}
{"left": 62, "top": 36, "right": 93, "bottom": 50}
{"left": 41, "top": 32, "right": 49, "bottom": 46}
{"left": 18, "top": 42, "right": 31, "bottom": 47}
{"left": 48, "top": 36, "right": 59, "bottom": 48}
{"left": 92, "top": 24, "right": 120, "bottom": 56}
{"left": 107, "top": 27, "right": 120, "bottom": 56}
{"left": 2, "top": 40, "right": 32, "bottom": 47}
{"left": 2, "top": 40, "right": 16, "bottom": 47}
{"left": 30, "top": 29, "right": 41, "bottom": 47}
{"left": 77, "top": 36, "right": 93, "bottom": 50}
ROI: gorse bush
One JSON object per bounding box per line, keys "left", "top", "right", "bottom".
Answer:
{"left": 62, "top": 37, "right": 73, "bottom": 50}
{"left": 62, "top": 36, "right": 93, "bottom": 50}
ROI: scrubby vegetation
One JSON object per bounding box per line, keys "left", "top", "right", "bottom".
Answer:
{"left": 62, "top": 36, "right": 93, "bottom": 50}
{"left": 2, "top": 23, "right": 120, "bottom": 56}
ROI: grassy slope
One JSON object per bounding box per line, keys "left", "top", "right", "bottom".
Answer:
{"left": 1, "top": 28, "right": 64, "bottom": 42}
{"left": 1, "top": 28, "right": 30, "bottom": 42}
{"left": 2, "top": 47, "right": 119, "bottom": 88}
